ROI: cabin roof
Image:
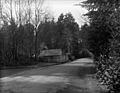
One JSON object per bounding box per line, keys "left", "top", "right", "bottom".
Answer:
{"left": 39, "top": 49, "right": 62, "bottom": 57}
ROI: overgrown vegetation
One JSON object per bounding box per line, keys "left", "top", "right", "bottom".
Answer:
{"left": 81, "top": 0, "right": 120, "bottom": 93}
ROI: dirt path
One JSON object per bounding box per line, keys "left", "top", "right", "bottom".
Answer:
{"left": 0, "top": 58, "right": 106, "bottom": 93}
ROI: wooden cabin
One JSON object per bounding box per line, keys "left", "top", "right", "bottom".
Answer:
{"left": 38, "top": 49, "right": 68, "bottom": 63}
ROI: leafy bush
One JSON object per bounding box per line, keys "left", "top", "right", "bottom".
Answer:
{"left": 0, "top": 54, "right": 38, "bottom": 68}
{"left": 96, "top": 55, "right": 120, "bottom": 93}
{"left": 79, "top": 49, "right": 94, "bottom": 59}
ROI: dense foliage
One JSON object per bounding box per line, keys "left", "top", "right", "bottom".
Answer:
{"left": 37, "top": 13, "right": 80, "bottom": 58}
{"left": 81, "top": 0, "right": 120, "bottom": 92}
{"left": 56, "top": 13, "right": 80, "bottom": 58}
{"left": 96, "top": 55, "right": 120, "bottom": 93}
{"left": 0, "top": 13, "right": 81, "bottom": 67}
{"left": 81, "top": 0, "right": 114, "bottom": 59}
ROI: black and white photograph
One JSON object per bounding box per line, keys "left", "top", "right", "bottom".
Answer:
{"left": 0, "top": 0, "right": 119, "bottom": 93}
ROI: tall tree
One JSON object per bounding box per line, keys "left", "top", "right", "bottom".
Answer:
{"left": 23, "top": 23, "right": 34, "bottom": 57}
{"left": 81, "top": 0, "right": 113, "bottom": 58}
{"left": 56, "top": 13, "right": 65, "bottom": 49}
{"left": 56, "top": 13, "right": 80, "bottom": 57}
{"left": 79, "top": 23, "right": 89, "bottom": 48}
{"left": 37, "top": 18, "right": 56, "bottom": 49}
{"left": 8, "top": 19, "right": 17, "bottom": 64}
{"left": 34, "top": 0, "right": 45, "bottom": 59}
{"left": 0, "top": 30, "right": 4, "bottom": 66}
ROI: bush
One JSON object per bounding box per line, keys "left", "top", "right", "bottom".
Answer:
{"left": 96, "top": 55, "right": 120, "bottom": 93}
{"left": 79, "top": 49, "right": 94, "bottom": 59}
{"left": 0, "top": 54, "right": 38, "bottom": 67}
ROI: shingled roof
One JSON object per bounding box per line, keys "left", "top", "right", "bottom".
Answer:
{"left": 39, "top": 49, "right": 62, "bottom": 57}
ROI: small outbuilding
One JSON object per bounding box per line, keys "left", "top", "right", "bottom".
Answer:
{"left": 38, "top": 49, "right": 68, "bottom": 63}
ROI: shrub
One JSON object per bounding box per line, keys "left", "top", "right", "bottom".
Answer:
{"left": 96, "top": 55, "right": 120, "bottom": 93}
{"left": 79, "top": 49, "right": 94, "bottom": 59}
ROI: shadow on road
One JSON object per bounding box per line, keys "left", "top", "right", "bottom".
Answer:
{"left": 0, "top": 58, "right": 107, "bottom": 93}
{"left": 55, "top": 84, "right": 106, "bottom": 93}
{"left": 77, "top": 66, "right": 96, "bottom": 78}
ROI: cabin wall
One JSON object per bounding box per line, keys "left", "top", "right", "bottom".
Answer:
{"left": 40, "top": 55, "right": 69, "bottom": 63}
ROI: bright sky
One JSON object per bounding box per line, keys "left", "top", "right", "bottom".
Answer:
{"left": 1, "top": 0, "right": 88, "bottom": 27}
{"left": 43, "top": 0, "right": 88, "bottom": 26}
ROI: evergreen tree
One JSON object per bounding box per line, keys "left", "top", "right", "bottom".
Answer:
{"left": 56, "top": 13, "right": 80, "bottom": 58}
{"left": 37, "top": 18, "right": 57, "bottom": 49}
{"left": 81, "top": 0, "right": 114, "bottom": 59}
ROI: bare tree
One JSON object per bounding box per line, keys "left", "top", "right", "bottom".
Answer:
{"left": 0, "top": 0, "right": 2, "bottom": 28}
{"left": 34, "top": 0, "right": 45, "bottom": 59}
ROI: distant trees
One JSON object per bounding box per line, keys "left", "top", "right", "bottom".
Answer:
{"left": 0, "top": 0, "right": 45, "bottom": 66}
{"left": 0, "top": 11, "right": 80, "bottom": 67}
{"left": 0, "top": 30, "right": 4, "bottom": 65}
{"left": 37, "top": 13, "right": 80, "bottom": 58}
{"left": 23, "top": 23, "right": 34, "bottom": 57}
{"left": 79, "top": 24, "right": 89, "bottom": 49}
{"left": 0, "top": 21, "right": 35, "bottom": 66}
{"left": 37, "top": 18, "right": 56, "bottom": 49}
{"left": 0, "top": 0, "right": 81, "bottom": 67}
{"left": 56, "top": 13, "right": 80, "bottom": 58}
